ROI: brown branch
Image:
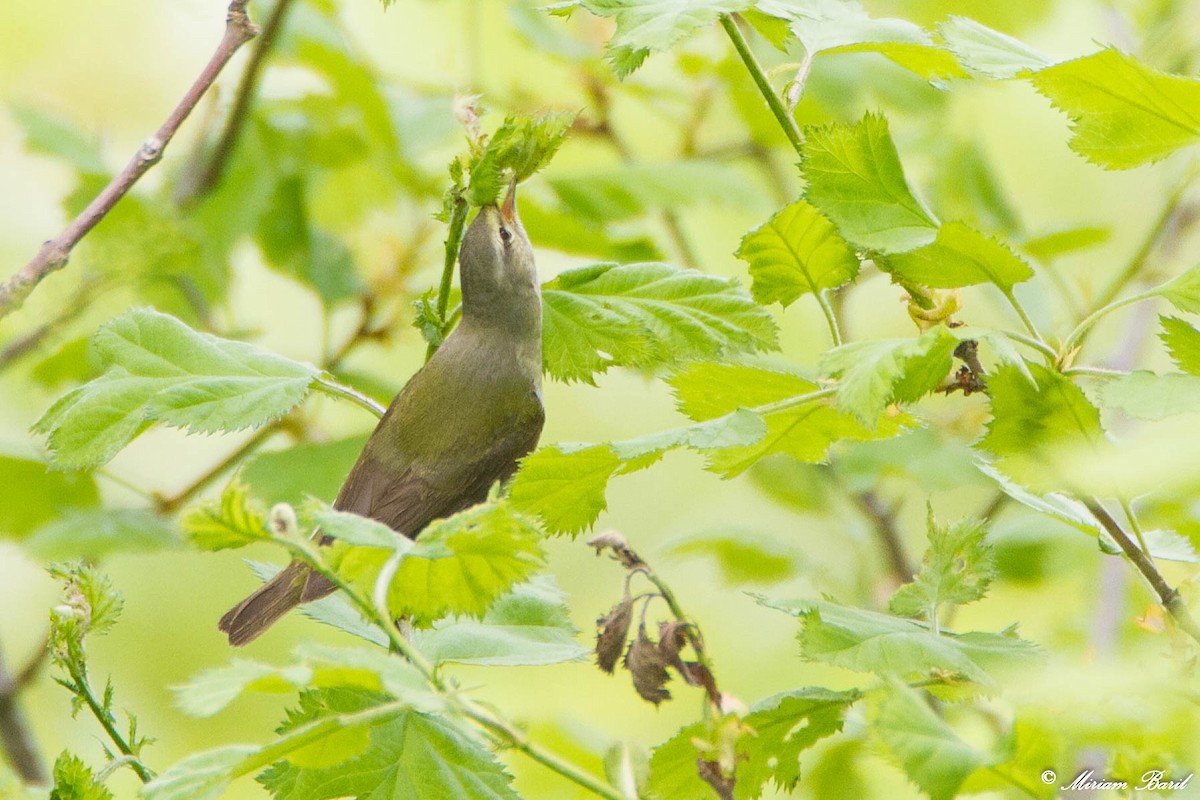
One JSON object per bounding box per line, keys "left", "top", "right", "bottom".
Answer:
{"left": 0, "top": 1, "right": 260, "bottom": 321}
{"left": 0, "top": 637, "right": 49, "bottom": 784}
{"left": 177, "top": 0, "right": 298, "bottom": 204}
{"left": 1084, "top": 498, "right": 1200, "bottom": 644}
{"left": 849, "top": 489, "right": 915, "bottom": 583}
{"left": 155, "top": 420, "right": 288, "bottom": 513}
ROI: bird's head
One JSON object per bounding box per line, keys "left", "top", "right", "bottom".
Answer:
{"left": 458, "top": 180, "right": 539, "bottom": 331}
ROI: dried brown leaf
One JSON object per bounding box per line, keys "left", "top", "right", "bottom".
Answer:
{"left": 624, "top": 625, "right": 671, "bottom": 705}
{"left": 596, "top": 593, "right": 634, "bottom": 673}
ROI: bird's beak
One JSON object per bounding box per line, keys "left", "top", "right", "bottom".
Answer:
{"left": 499, "top": 177, "right": 518, "bottom": 225}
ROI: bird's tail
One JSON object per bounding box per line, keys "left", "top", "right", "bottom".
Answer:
{"left": 218, "top": 562, "right": 335, "bottom": 646}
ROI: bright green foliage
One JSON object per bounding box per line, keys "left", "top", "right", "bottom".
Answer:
{"left": 33, "top": 309, "right": 319, "bottom": 469}
{"left": 49, "top": 752, "right": 113, "bottom": 800}
{"left": 10, "top": 104, "right": 107, "bottom": 175}
{"left": 890, "top": 516, "right": 996, "bottom": 620}
{"left": 1158, "top": 263, "right": 1200, "bottom": 314}
{"left": 665, "top": 531, "right": 802, "bottom": 585}
{"left": 1094, "top": 371, "right": 1200, "bottom": 420}
{"left": 980, "top": 364, "right": 1109, "bottom": 490}
{"left": 938, "top": 16, "right": 1049, "bottom": 78}
{"left": 27, "top": 509, "right": 178, "bottom": 560}
{"left": 243, "top": 436, "right": 368, "bottom": 506}
{"left": 385, "top": 501, "right": 545, "bottom": 624}
{"left": 546, "top": 0, "right": 749, "bottom": 78}
{"left": 649, "top": 689, "right": 857, "bottom": 800}
{"left": 879, "top": 221, "right": 1034, "bottom": 291}
{"left": 509, "top": 445, "right": 622, "bottom": 534}
{"left": 467, "top": 111, "right": 577, "bottom": 206}
{"left": 802, "top": 113, "right": 939, "bottom": 253}
{"left": 49, "top": 562, "right": 124, "bottom": 637}
{"left": 820, "top": 326, "right": 959, "bottom": 424}
{"left": 1029, "top": 48, "right": 1200, "bottom": 169}
{"left": 1160, "top": 316, "right": 1200, "bottom": 375}
{"left": 175, "top": 645, "right": 440, "bottom": 719}
{"left": 1018, "top": 226, "right": 1109, "bottom": 261}
{"left": 759, "top": 596, "right": 1038, "bottom": 690}
{"left": 181, "top": 479, "right": 270, "bottom": 551}
{"left": 872, "top": 682, "right": 990, "bottom": 800}
{"left": 142, "top": 745, "right": 261, "bottom": 800}
{"left": 259, "top": 700, "right": 520, "bottom": 800}
{"left": 736, "top": 199, "right": 860, "bottom": 307}
{"left": 541, "top": 262, "right": 778, "bottom": 383}
{"left": 314, "top": 506, "right": 411, "bottom": 549}
{"left": 412, "top": 576, "right": 587, "bottom": 666}
{"left": 0, "top": 456, "right": 98, "bottom": 537}
{"left": 548, "top": 160, "right": 761, "bottom": 222}
{"left": 670, "top": 362, "right": 817, "bottom": 421}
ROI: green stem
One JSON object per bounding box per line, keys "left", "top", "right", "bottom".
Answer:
{"left": 1062, "top": 365, "right": 1124, "bottom": 379}
{"left": 1002, "top": 330, "right": 1059, "bottom": 362}
{"left": 816, "top": 290, "right": 843, "bottom": 347}
{"left": 1000, "top": 288, "right": 1049, "bottom": 356}
{"left": 428, "top": 197, "right": 470, "bottom": 362}
{"left": 314, "top": 375, "right": 387, "bottom": 418}
{"left": 1118, "top": 497, "right": 1151, "bottom": 558}
{"left": 66, "top": 662, "right": 153, "bottom": 783}
{"left": 1060, "top": 287, "right": 1159, "bottom": 359}
{"left": 719, "top": 14, "right": 804, "bottom": 159}
{"left": 752, "top": 386, "right": 836, "bottom": 417}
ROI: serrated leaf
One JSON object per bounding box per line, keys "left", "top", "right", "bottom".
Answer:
{"left": 670, "top": 362, "right": 818, "bottom": 421}
{"left": 1094, "top": 371, "right": 1200, "bottom": 420}
{"left": 50, "top": 562, "right": 123, "bottom": 636}
{"left": 49, "top": 752, "right": 113, "bottom": 800}
{"left": 0, "top": 456, "right": 98, "bottom": 538}
{"left": 979, "top": 363, "right": 1109, "bottom": 491}
{"left": 181, "top": 479, "right": 270, "bottom": 551}
{"left": 938, "top": 16, "right": 1050, "bottom": 79}
{"left": 314, "top": 506, "right": 412, "bottom": 549}
{"left": 1157, "top": 263, "right": 1200, "bottom": 314}
{"left": 1160, "top": 316, "right": 1200, "bottom": 375}
{"left": 820, "top": 326, "right": 958, "bottom": 425}
{"left": 412, "top": 576, "right": 586, "bottom": 666}
{"left": 27, "top": 509, "right": 178, "bottom": 560}
{"left": 1028, "top": 48, "right": 1200, "bottom": 169}
{"left": 736, "top": 200, "right": 860, "bottom": 307}
{"left": 758, "top": 596, "right": 1038, "bottom": 690}
{"left": 467, "top": 111, "right": 576, "bottom": 206}
{"left": 879, "top": 221, "right": 1033, "bottom": 291}
{"left": 33, "top": 309, "right": 318, "bottom": 469}
{"left": 142, "top": 745, "right": 260, "bottom": 800}
{"left": 176, "top": 659, "right": 315, "bottom": 718}
{"left": 890, "top": 517, "right": 995, "bottom": 619}
{"left": 801, "top": 113, "right": 938, "bottom": 253}
{"left": 385, "top": 502, "right": 545, "bottom": 624}
{"left": 873, "top": 681, "right": 990, "bottom": 800}
{"left": 551, "top": 0, "right": 750, "bottom": 78}
{"left": 541, "top": 262, "right": 778, "bottom": 383}
{"left": 509, "top": 445, "right": 622, "bottom": 535}
{"left": 259, "top": 709, "right": 520, "bottom": 800}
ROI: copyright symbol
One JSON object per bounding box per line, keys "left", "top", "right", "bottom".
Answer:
{"left": 1041, "top": 770, "right": 1057, "bottom": 785}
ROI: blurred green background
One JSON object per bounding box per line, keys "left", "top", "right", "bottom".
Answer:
{"left": 2, "top": 0, "right": 1199, "bottom": 797}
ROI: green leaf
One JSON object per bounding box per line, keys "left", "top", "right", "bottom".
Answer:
{"left": 242, "top": 436, "right": 368, "bottom": 507}
{"left": 143, "top": 745, "right": 259, "bottom": 800}
{"left": 736, "top": 200, "right": 860, "bottom": 307}
{"left": 879, "top": 221, "right": 1034, "bottom": 291}
{"left": 1094, "top": 370, "right": 1200, "bottom": 420}
{"left": 49, "top": 752, "right": 113, "bottom": 800}
{"left": 1160, "top": 316, "right": 1200, "bottom": 375}
{"left": 665, "top": 531, "right": 803, "bottom": 585}
{"left": 670, "top": 362, "right": 817, "bottom": 421}
{"left": 33, "top": 309, "right": 319, "bottom": 469}
{"left": 27, "top": 509, "right": 179, "bottom": 560}
{"left": 1018, "top": 226, "right": 1110, "bottom": 261}
{"left": 541, "top": 262, "right": 778, "bottom": 383}
{"left": 801, "top": 113, "right": 938, "bottom": 253}
{"left": 550, "top": 0, "right": 750, "bottom": 78}
{"left": 736, "top": 689, "right": 859, "bottom": 798}
{"left": 979, "top": 364, "right": 1109, "bottom": 490}
{"left": 259, "top": 709, "right": 520, "bottom": 800}
{"left": 181, "top": 479, "right": 270, "bottom": 551}
{"left": 938, "top": 16, "right": 1050, "bottom": 79}
{"left": 509, "top": 445, "right": 622, "bottom": 535}
{"left": 820, "top": 326, "right": 959, "bottom": 425}
{"left": 549, "top": 160, "right": 763, "bottom": 221}
{"left": 467, "top": 111, "right": 577, "bottom": 206}
{"left": 872, "top": 681, "right": 990, "bottom": 800}
{"left": 1157, "top": 262, "right": 1200, "bottom": 314}
{"left": 314, "top": 506, "right": 412, "bottom": 549}
{"left": 413, "top": 576, "right": 587, "bottom": 666}
{"left": 49, "top": 563, "right": 123, "bottom": 638}
{"left": 11, "top": 103, "right": 106, "bottom": 175}
{"left": 890, "top": 516, "right": 996, "bottom": 619}
{"left": 386, "top": 502, "right": 545, "bottom": 624}
{"left": 759, "top": 595, "right": 1038, "bottom": 689}
{"left": 0, "top": 456, "right": 98, "bottom": 537}
{"left": 1028, "top": 48, "right": 1200, "bottom": 169}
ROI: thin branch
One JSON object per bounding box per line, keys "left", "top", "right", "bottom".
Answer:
{"left": 1083, "top": 498, "right": 1200, "bottom": 644}
{"left": 62, "top": 658, "right": 153, "bottom": 782}
{"left": 0, "top": 639, "right": 48, "bottom": 784}
{"left": 177, "top": 0, "right": 298, "bottom": 203}
{"left": 155, "top": 422, "right": 286, "bottom": 513}
{"left": 719, "top": 14, "right": 805, "bottom": 159}
{"left": 848, "top": 489, "right": 914, "bottom": 583}
{"left": 314, "top": 375, "right": 387, "bottom": 418}
{"left": 0, "top": 0, "right": 260, "bottom": 320}
{"left": 426, "top": 197, "right": 470, "bottom": 362}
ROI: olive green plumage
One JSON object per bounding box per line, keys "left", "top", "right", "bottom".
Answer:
{"left": 219, "top": 188, "right": 543, "bottom": 645}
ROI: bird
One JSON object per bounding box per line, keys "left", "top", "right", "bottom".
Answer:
{"left": 219, "top": 181, "right": 544, "bottom": 645}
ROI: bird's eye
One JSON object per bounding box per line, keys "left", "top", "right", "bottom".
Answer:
{"left": 498, "top": 226, "right": 512, "bottom": 243}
